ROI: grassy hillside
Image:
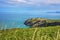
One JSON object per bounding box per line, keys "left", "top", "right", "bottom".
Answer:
{"left": 0, "top": 19, "right": 60, "bottom": 40}
{"left": 0, "top": 26, "right": 60, "bottom": 40}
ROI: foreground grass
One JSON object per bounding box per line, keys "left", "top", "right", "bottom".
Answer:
{"left": 0, "top": 26, "right": 60, "bottom": 40}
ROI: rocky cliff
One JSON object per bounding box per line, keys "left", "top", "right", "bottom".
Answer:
{"left": 24, "top": 18, "right": 60, "bottom": 27}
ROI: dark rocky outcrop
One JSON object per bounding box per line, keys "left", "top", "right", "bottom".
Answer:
{"left": 24, "top": 18, "right": 47, "bottom": 27}
{"left": 24, "top": 18, "right": 60, "bottom": 27}
{"left": 47, "top": 22, "right": 60, "bottom": 26}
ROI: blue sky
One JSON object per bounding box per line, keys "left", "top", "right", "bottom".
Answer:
{"left": 0, "top": 0, "right": 60, "bottom": 13}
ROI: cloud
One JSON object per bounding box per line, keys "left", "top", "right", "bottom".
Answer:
{"left": 0, "top": 0, "right": 60, "bottom": 7}
{"left": 8, "top": 0, "right": 60, "bottom": 4}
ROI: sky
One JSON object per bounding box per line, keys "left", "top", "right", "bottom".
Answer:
{"left": 0, "top": 0, "right": 60, "bottom": 13}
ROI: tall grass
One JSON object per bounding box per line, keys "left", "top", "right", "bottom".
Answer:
{"left": 0, "top": 26, "right": 60, "bottom": 40}
{"left": 0, "top": 22, "right": 21, "bottom": 30}
{"left": 0, "top": 20, "right": 60, "bottom": 40}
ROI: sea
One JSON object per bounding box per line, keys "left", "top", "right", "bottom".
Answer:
{"left": 0, "top": 12, "right": 60, "bottom": 29}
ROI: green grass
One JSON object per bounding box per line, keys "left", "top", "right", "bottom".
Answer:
{"left": 0, "top": 19, "right": 60, "bottom": 40}
{"left": 0, "top": 26, "right": 60, "bottom": 40}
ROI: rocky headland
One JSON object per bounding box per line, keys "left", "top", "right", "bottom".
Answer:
{"left": 24, "top": 18, "right": 60, "bottom": 27}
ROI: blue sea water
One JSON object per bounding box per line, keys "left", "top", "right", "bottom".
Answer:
{"left": 0, "top": 12, "right": 60, "bottom": 29}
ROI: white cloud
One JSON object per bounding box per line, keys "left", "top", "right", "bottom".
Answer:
{"left": 10, "top": 0, "right": 27, "bottom": 3}
{"left": 8, "top": 0, "right": 60, "bottom": 6}
{"left": 0, "top": 0, "right": 60, "bottom": 6}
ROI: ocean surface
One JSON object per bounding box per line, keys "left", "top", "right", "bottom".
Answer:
{"left": 0, "top": 12, "right": 60, "bottom": 29}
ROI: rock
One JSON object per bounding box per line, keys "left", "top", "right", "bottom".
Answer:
{"left": 24, "top": 18, "right": 47, "bottom": 27}
{"left": 47, "top": 22, "right": 60, "bottom": 26}
{"left": 24, "top": 18, "right": 60, "bottom": 27}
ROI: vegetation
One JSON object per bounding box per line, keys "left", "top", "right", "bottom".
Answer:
{"left": 0, "top": 18, "right": 60, "bottom": 40}
{"left": 0, "top": 26, "right": 60, "bottom": 40}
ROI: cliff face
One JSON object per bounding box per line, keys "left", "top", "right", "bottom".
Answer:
{"left": 24, "top": 18, "right": 60, "bottom": 27}
{"left": 24, "top": 18, "right": 47, "bottom": 27}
